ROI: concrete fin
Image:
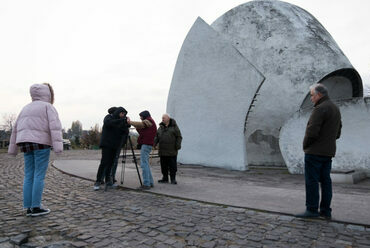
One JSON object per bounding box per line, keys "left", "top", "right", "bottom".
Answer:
{"left": 167, "top": 17, "right": 264, "bottom": 170}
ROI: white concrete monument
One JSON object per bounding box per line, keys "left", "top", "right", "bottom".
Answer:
{"left": 167, "top": 0, "right": 367, "bottom": 173}
{"left": 167, "top": 17, "right": 264, "bottom": 170}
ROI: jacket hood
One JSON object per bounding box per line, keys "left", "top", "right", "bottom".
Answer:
{"left": 30, "top": 84, "right": 52, "bottom": 103}
{"left": 108, "top": 107, "right": 117, "bottom": 114}
{"left": 113, "top": 106, "right": 127, "bottom": 118}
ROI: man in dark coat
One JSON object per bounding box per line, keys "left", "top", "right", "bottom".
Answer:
{"left": 296, "top": 84, "right": 342, "bottom": 219}
{"left": 94, "top": 107, "right": 130, "bottom": 190}
{"left": 154, "top": 114, "right": 182, "bottom": 184}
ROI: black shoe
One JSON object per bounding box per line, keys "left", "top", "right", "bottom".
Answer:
{"left": 138, "top": 185, "right": 151, "bottom": 190}
{"left": 158, "top": 179, "right": 169, "bottom": 183}
{"left": 104, "top": 182, "right": 114, "bottom": 191}
{"left": 31, "top": 207, "right": 51, "bottom": 217}
{"left": 26, "top": 208, "right": 32, "bottom": 217}
{"left": 319, "top": 212, "right": 332, "bottom": 220}
{"left": 295, "top": 210, "right": 319, "bottom": 218}
{"left": 171, "top": 180, "right": 177, "bottom": 185}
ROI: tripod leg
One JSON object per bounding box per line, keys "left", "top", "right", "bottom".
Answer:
{"left": 120, "top": 143, "right": 127, "bottom": 185}
{"left": 128, "top": 136, "right": 143, "bottom": 186}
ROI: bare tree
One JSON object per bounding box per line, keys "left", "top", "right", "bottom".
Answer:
{"left": 81, "top": 124, "right": 101, "bottom": 149}
{"left": 2, "top": 113, "right": 17, "bottom": 132}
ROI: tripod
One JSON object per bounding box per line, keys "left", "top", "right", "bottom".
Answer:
{"left": 120, "top": 135, "right": 142, "bottom": 186}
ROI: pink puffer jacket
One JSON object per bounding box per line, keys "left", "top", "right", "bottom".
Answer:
{"left": 8, "top": 84, "right": 63, "bottom": 155}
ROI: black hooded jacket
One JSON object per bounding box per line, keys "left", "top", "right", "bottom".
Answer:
{"left": 99, "top": 107, "right": 130, "bottom": 149}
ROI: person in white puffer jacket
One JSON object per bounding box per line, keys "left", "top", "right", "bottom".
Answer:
{"left": 8, "top": 83, "right": 63, "bottom": 217}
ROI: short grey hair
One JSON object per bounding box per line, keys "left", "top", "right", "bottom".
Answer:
{"left": 163, "top": 113, "right": 170, "bottom": 118}
{"left": 310, "top": 83, "right": 328, "bottom": 96}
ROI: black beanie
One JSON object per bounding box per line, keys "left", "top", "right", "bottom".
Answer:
{"left": 113, "top": 106, "right": 128, "bottom": 117}
{"left": 108, "top": 107, "right": 117, "bottom": 114}
{"left": 139, "top": 110, "right": 150, "bottom": 119}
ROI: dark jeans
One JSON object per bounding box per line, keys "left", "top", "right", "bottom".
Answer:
{"left": 110, "top": 147, "right": 121, "bottom": 182}
{"left": 160, "top": 156, "right": 177, "bottom": 181}
{"left": 304, "top": 154, "right": 332, "bottom": 214}
{"left": 101, "top": 138, "right": 127, "bottom": 183}
{"left": 96, "top": 147, "right": 117, "bottom": 183}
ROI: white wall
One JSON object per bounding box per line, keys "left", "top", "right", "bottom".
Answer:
{"left": 280, "top": 98, "right": 370, "bottom": 174}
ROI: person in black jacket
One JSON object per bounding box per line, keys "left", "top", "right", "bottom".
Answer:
{"left": 93, "top": 107, "right": 130, "bottom": 190}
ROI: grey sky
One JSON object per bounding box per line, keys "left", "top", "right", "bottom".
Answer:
{"left": 0, "top": 0, "right": 369, "bottom": 129}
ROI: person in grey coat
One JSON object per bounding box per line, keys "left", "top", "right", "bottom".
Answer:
{"left": 154, "top": 114, "right": 182, "bottom": 184}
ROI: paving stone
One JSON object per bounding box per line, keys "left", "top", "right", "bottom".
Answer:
{"left": 346, "top": 224, "right": 365, "bottom": 231}
{"left": 72, "top": 241, "right": 88, "bottom": 247}
{"left": 278, "top": 215, "right": 294, "bottom": 222}
{"left": 200, "top": 241, "right": 217, "bottom": 248}
{"left": 358, "top": 238, "right": 370, "bottom": 246}
{"left": 94, "top": 239, "right": 112, "bottom": 247}
{"left": 335, "top": 239, "right": 352, "bottom": 246}
{"left": 10, "top": 233, "right": 28, "bottom": 245}
{"left": 247, "top": 235, "right": 263, "bottom": 242}
{"left": 265, "top": 234, "right": 280, "bottom": 241}
{"left": 0, "top": 237, "right": 9, "bottom": 243}
{"left": 77, "top": 234, "right": 92, "bottom": 240}
{"left": 43, "top": 241, "right": 74, "bottom": 248}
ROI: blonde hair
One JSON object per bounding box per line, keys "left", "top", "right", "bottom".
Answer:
{"left": 43, "top": 83, "right": 55, "bottom": 104}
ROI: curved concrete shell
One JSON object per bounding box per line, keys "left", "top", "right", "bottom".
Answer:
{"left": 280, "top": 98, "right": 370, "bottom": 174}
{"left": 167, "top": 17, "right": 264, "bottom": 170}
{"left": 211, "top": 0, "right": 362, "bottom": 167}
{"left": 167, "top": 0, "right": 363, "bottom": 170}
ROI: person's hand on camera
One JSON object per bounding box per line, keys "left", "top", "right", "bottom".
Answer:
{"left": 126, "top": 116, "right": 131, "bottom": 124}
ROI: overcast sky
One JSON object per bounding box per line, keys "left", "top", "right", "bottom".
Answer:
{"left": 1, "top": 0, "right": 369, "bottom": 130}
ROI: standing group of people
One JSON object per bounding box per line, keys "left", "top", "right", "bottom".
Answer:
{"left": 8, "top": 82, "right": 341, "bottom": 219}
{"left": 93, "top": 108, "right": 183, "bottom": 191}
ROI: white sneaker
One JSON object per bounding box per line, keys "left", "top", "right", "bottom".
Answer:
{"left": 93, "top": 182, "right": 100, "bottom": 191}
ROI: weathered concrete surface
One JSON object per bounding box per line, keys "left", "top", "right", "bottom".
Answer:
{"left": 167, "top": 17, "right": 264, "bottom": 170}
{"left": 210, "top": 0, "right": 362, "bottom": 167}
{"left": 280, "top": 98, "right": 370, "bottom": 174}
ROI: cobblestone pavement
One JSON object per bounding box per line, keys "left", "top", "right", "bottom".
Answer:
{"left": 1, "top": 151, "right": 370, "bottom": 248}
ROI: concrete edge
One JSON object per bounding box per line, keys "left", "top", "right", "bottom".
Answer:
{"left": 51, "top": 161, "right": 370, "bottom": 228}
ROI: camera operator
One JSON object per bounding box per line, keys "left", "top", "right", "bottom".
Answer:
{"left": 93, "top": 107, "right": 130, "bottom": 190}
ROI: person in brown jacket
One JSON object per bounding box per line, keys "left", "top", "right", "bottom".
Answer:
{"left": 296, "top": 83, "right": 342, "bottom": 219}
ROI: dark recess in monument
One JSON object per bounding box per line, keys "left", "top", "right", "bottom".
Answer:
{"left": 300, "top": 68, "right": 363, "bottom": 109}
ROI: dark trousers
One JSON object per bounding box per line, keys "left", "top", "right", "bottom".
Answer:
{"left": 110, "top": 147, "right": 121, "bottom": 182}
{"left": 304, "top": 154, "right": 332, "bottom": 214}
{"left": 160, "top": 156, "right": 177, "bottom": 181}
{"left": 96, "top": 147, "right": 117, "bottom": 183}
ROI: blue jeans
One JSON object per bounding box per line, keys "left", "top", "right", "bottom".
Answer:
{"left": 23, "top": 148, "right": 51, "bottom": 208}
{"left": 304, "top": 154, "right": 332, "bottom": 214}
{"left": 140, "top": 144, "right": 153, "bottom": 186}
